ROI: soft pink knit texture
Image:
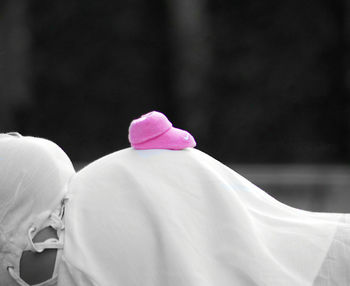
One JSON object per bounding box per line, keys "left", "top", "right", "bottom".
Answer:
{"left": 128, "top": 111, "right": 196, "bottom": 150}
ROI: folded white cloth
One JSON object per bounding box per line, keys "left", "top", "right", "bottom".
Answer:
{"left": 59, "top": 148, "right": 350, "bottom": 286}
{"left": 0, "top": 134, "right": 75, "bottom": 286}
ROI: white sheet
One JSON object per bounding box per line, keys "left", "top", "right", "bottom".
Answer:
{"left": 59, "top": 148, "right": 350, "bottom": 286}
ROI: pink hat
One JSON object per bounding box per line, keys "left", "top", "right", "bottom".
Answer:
{"left": 128, "top": 111, "right": 196, "bottom": 150}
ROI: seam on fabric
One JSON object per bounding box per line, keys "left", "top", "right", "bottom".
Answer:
{"left": 310, "top": 214, "right": 345, "bottom": 285}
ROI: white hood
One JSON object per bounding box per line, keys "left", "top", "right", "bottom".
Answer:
{"left": 0, "top": 134, "right": 75, "bottom": 286}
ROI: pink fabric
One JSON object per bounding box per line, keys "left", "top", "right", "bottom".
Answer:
{"left": 128, "top": 111, "right": 196, "bottom": 150}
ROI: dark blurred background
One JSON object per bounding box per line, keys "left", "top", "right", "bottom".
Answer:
{"left": 1, "top": 0, "right": 350, "bottom": 211}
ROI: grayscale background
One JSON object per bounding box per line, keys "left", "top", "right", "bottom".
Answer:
{"left": 1, "top": 0, "right": 350, "bottom": 211}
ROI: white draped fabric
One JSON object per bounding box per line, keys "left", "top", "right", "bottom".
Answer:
{"left": 58, "top": 148, "right": 350, "bottom": 286}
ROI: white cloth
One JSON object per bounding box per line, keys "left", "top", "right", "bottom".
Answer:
{"left": 59, "top": 148, "right": 350, "bottom": 286}
{"left": 0, "top": 134, "right": 75, "bottom": 286}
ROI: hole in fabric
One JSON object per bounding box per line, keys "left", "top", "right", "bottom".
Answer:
{"left": 20, "top": 227, "right": 58, "bottom": 285}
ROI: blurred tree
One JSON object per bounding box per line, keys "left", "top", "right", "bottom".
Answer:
{"left": 166, "top": 0, "right": 212, "bottom": 146}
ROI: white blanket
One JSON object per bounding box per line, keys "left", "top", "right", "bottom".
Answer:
{"left": 59, "top": 148, "right": 350, "bottom": 286}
